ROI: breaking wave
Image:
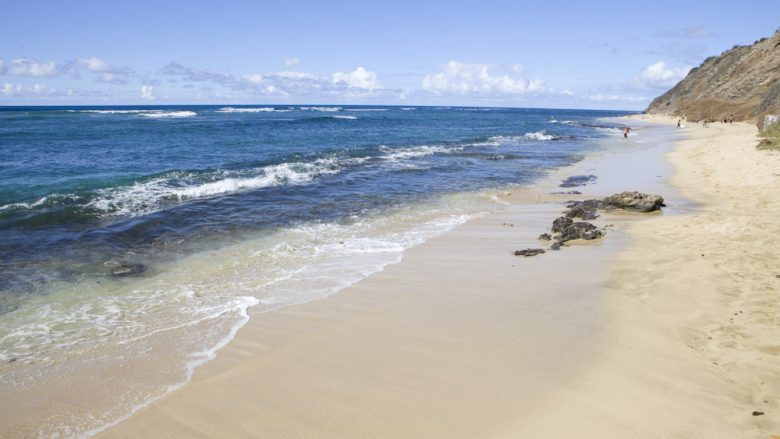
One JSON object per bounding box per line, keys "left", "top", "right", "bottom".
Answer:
{"left": 298, "top": 106, "right": 342, "bottom": 112}
{"left": 523, "top": 131, "right": 559, "bottom": 141}
{"left": 139, "top": 111, "right": 197, "bottom": 118}
{"left": 0, "top": 129, "right": 569, "bottom": 220}
{"left": 75, "top": 110, "right": 198, "bottom": 118}
{"left": 216, "top": 107, "right": 292, "bottom": 113}
{"left": 85, "top": 159, "right": 342, "bottom": 217}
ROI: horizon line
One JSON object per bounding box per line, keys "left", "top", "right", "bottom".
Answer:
{"left": 0, "top": 103, "right": 645, "bottom": 113}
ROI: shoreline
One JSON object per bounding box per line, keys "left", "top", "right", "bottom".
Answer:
{"left": 0, "top": 115, "right": 638, "bottom": 438}
{"left": 97, "top": 121, "right": 705, "bottom": 437}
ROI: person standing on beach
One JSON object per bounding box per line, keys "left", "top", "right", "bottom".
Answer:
{"left": 623, "top": 127, "right": 631, "bottom": 138}
{"left": 677, "top": 119, "right": 681, "bottom": 128}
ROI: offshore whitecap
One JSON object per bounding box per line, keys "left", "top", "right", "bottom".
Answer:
{"left": 0, "top": 105, "right": 632, "bottom": 437}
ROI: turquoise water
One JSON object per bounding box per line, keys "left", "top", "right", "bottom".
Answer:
{"left": 0, "top": 105, "right": 631, "bottom": 436}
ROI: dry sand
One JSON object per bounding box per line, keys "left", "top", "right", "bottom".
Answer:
{"left": 506, "top": 115, "right": 780, "bottom": 438}
{"left": 101, "top": 117, "right": 780, "bottom": 438}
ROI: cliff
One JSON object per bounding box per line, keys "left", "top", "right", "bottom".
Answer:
{"left": 646, "top": 29, "right": 780, "bottom": 126}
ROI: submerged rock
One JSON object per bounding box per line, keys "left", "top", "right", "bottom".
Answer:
{"left": 550, "top": 242, "right": 562, "bottom": 251}
{"left": 514, "top": 248, "right": 546, "bottom": 257}
{"left": 602, "top": 191, "right": 665, "bottom": 212}
{"left": 538, "top": 233, "right": 552, "bottom": 241}
{"left": 105, "top": 261, "right": 147, "bottom": 277}
{"left": 560, "top": 174, "right": 597, "bottom": 188}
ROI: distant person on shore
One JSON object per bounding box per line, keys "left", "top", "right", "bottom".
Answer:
{"left": 623, "top": 127, "right": 631, "bottom": 138}
{"left": 677, "top": 119, "right": 681, "bottom": 128}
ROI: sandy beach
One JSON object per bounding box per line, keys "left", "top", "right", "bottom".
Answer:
{"left": 97, "top": 118, "right": 779, "bottom": 438}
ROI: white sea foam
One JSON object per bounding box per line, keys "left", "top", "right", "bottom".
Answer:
{"left": 85, "top": 159, "right": 340, "bottom": 217}
{"left": 298, "top": 106, "right": 342, "bottom": 112}
{"left": 79, "top": 109, "right": 149, "bottom": 114}
{"left": 345, "top": 108, "right": 387, "bottom": 112}
{"left": 375, "top": 132, "right": 559, "bottom": 162}
{"left": 3, "top": 157, "right": 356, "bottom": 218}
{"left": 523, "top": 131, "right": 557, "bottom": 141}
{"left": 139, "top": 111, "right": 197, "bottom": 118}
{"left": 400, "top": 107, "right": 416, "bottom": 111}
{"left": 476, "top": 135, "right": 520, "bottom": 146}
{"left": 0, "top": 200, "right": 42, "bottom": 212}
{"left": 1, "top": 196, "right": 484, "bottom": 438}
{"left": 473, "top": 132, "right": 558, "bottom": 147}
{"left": 379, "top": 144, "right": 454, "bottom": 160}
{"left": 332, "top": 115, "right": 358, "bottom": 120}
{"left": 216, "top": 107, "right": 291, "bottom": 113}
{"left": 77, "top": 110, "right": 197, "bottom": 118}
{"left": 0, "top": 194, "right": 81, "bottom": 212}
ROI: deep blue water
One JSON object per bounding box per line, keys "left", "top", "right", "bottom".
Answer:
{"left": 0, "top": 105, "right": 630, "bottom": 308}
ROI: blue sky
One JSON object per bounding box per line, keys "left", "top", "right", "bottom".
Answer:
{"left": 1, "top": 0, "right": 778, "bottom": 109}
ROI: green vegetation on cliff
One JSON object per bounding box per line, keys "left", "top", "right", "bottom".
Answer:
{"left": 758, "top": 121, "right": 780, "bottom": 150}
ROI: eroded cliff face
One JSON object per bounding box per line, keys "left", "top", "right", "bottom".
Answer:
{"left": 647, "top": 30, "right": 780, "bottom": 126}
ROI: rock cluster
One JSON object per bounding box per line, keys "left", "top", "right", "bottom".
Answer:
{"left": 545, "top": 216, "right": 603, "bottom": 251}
{"left": 515, "top": 191, "right": 665, "bottom": 256}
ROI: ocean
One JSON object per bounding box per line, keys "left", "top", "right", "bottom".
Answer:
{"left": 0, "top": 105, "right": 631, "bottom": 436}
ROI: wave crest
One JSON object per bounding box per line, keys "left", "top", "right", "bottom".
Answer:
{"left": 86, "top": 159, "right": 341, "bottom": 217}
{"left": 298, "top": 106, "right": 342, "bottom": 112}
{"left": 216, "top": 107, "right": 291, "bottom": 113}
{"left": 139, "top": 111, "right": 197, "bottom": 118}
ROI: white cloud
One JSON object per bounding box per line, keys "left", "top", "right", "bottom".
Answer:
{"left": 3, "top": 59, "right": 58, "bottom": 77}
{"left": 76, "top": 57, "right": 134, "bottom": 84}
{"left": 160, "top": 62, "right": 392, "bottom": 99}
{"left": 0, "top": 56, "right": 134, "bottom": 84}
{"left": 560, "top": 89, "right": 575, "bottom": 96}
{"left": 78, "top": 57, "right": 112, "bottom": 73}
{"left": 422, "top": 61, "right": 544, "bottom": 96}
{"left": 141, "top": 85, "right": 156, "bottom": 100}
{"left": 1, "top": 82, "right": 52, "bottom": 97}
{"left": 0, "top": 80, "right": 112, "bottom": 100}
{"left": 284, "top": 57, "right": 300, "bottom": 67}
{"left": 636, "top": 61, "right": 691, "bottom": 88}
{"left": 332, "top": 67, "right": 379, "bottom": 90}
{"left": 2, "top": 82, "right": 19, "bottom": 95}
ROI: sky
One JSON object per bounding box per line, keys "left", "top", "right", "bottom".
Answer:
{"left": 1, "top": 0, "right": 778, "bottom": 110}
